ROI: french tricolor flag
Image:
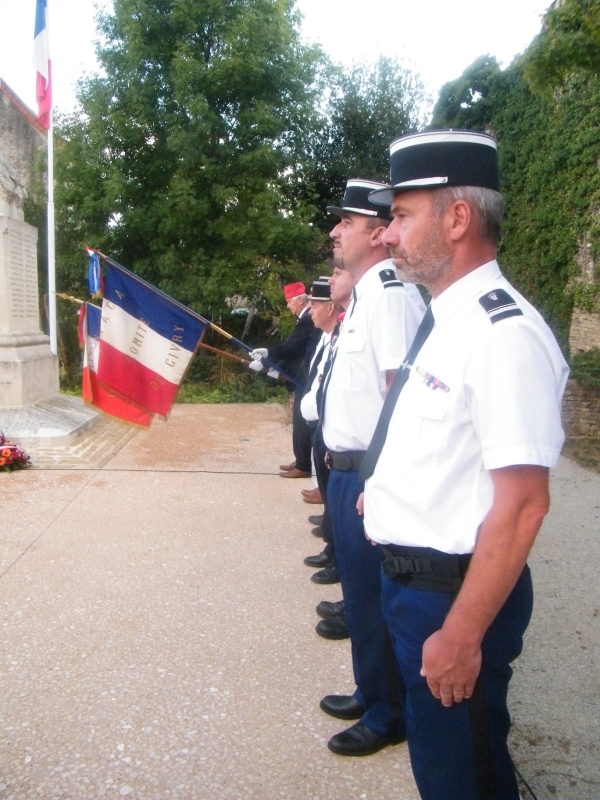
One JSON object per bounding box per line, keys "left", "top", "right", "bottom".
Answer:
{"left": 33, "top": 0, "right": 52, "bottom": 129}
{"left": 79, "top": 303, "right": 153, "bottom": 427}
{"left": 97, "top": 261, "right": 208, "bottom": 417}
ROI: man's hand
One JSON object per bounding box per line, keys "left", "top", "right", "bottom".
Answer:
{"left": 266, "top": 367, "right": 280, "bottom": 379}
{"left": 357, "top": 492, "right": 378, "bottom": 546}
{"left": 248, "top": 360, "right": 263, "bottom": 372}
{"left": 356, "top": 492, "right": 364, "bottom": 516}
{"left": 249, "top": 348, "right": 268, "bottom": 361}
{"left": 420, "top": 627, "right": 481, "bottom": 707}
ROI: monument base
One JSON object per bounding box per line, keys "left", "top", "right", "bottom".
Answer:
{"left": 0, "top": 330, "right": 60, "bottom": 407}
{"left": 0, "top": 393, "right": 100, "bottom": 447}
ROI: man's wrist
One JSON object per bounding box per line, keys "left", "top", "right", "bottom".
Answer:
{"left": 440, "top": 610, "right": 485, "bottom": 650}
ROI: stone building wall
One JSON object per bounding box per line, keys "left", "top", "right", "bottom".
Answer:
{"left": 562, "top": 378, "right": 600, "bottom": 438}
{"left": 569, "top": 309, "right": 600, "bottom": 355}
{"left": 0, "top": 79, "right": 46, "bottom": 199}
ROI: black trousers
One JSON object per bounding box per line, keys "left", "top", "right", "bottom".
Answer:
{"left": 310, "top": 424, "right": 334, "bottom": 561}
{"left": 292, "top": 390, "right": 312, "bottom": 474}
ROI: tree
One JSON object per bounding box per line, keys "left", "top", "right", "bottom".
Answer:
{"left": 55, "top": 0, "right": 325, "bottom": 316}
{"left": 430, "top": 55, "right": 503, "bottom": 130}
{"left": 524, "top": 0, "right": 600, "bottom": 97}
{"left": 301, "top": 57, "right": 428, "bottom": 235}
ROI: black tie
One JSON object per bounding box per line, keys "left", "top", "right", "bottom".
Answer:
{"left": 359, "top": 305, "right": 435, "bottom": 481}
{"left": 302, "top": 342, "right": 326, "bottom": 399}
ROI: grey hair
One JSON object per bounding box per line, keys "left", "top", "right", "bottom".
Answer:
{"left": 431, "top": 186, "right": 505, "bottom": 244}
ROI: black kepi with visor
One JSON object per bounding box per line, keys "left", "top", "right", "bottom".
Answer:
{"left": 327, "top": 179, "right": 392, "bottom": 220}
{"left": 369, "top": 130, "right": 500, "bottom": 207}
{"left": 309, "top": 278, "right": 331, "bottom": 301}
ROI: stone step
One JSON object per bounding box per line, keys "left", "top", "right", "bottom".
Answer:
{"left": 26, "top": 415, "right": 139, "bottom": 469}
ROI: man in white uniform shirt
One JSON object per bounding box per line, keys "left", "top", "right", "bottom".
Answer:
{"left": 318, "top": 179, "right": 426, "bottom": 756}
{"left": 300, "top": 278, "right": 344, "bottom": 586}
{"left": 360, "top": 131, "right": 569, "bottom": 799}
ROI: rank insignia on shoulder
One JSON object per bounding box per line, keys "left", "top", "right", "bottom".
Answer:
{"left": 479, "top": 289, "right": 523, "bottom": 323}
{"left": 379, "top": 268, "right": 403, "bottom": 288}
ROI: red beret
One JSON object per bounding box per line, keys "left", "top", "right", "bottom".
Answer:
{"left": 284, "top": 282, "right": 305, "bottom": 300}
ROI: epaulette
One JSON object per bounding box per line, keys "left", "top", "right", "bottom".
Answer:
{"left": 479, "top": 289, "right": 523, "bottom": 323}
{"left": 379, "top": 268, "right": 403, "bottom": 288}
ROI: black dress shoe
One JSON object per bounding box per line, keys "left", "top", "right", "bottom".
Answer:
{"left": 320, "top": 694, "right": 365, "bottom": 720}
{"left": 308, "top": 514, "right": 323, "bottom": 526}
{"left": 311, "top": 565, "right": 340, "bottom": 585}
{"left": 304, "top": 551, "right": 333, "bottom": 568}
{"left": 311, "top": 526, "right": 323, "bottom": 538}
{"left": 328, "top": 722, "right": 406, "bottom": 757}
{"left": 315, "top": 612, "right": 349, "bottom": 640}
{"left": 316, "top": 599, "right": 345, "bottom": 619}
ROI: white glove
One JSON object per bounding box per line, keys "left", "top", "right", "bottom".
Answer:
{"left": 248, "top": 360, "right": 263, "bottom": 372}
{"left": 249, "top": 348, "right": 268, "bottom": 361}
{"left": 267, "top": 368, "right": 280, "bottom": 379}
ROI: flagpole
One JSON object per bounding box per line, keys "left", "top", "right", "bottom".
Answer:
{"left": 47, "top": 111, "right": 57, "bottom": 355}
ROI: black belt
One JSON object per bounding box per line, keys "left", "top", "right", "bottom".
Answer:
{"left": 381, "top": 544, "right": 472, "bottom": 593}
{"left": 327, "top": 450, "right": 366, "bottom": 471}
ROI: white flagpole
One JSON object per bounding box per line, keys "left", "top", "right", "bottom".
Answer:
{"left": 47, "top": 109, "right": 56, "bottom": 355}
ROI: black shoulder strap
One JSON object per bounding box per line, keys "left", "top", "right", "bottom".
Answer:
{"left": 379, "top": 267, "right": 404, "bottom": 289}
{"left": 478, "top": 289, "right": 523, "bottom": 324}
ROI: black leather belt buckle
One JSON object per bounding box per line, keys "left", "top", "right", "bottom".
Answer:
{"left": 329, "top": 450, "right": 366, "bottom": 471}
{"left": 334, "top": 452, "right": 352, "bottom": 471}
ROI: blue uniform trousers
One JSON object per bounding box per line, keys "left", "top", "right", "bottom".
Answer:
{"left": 327, "top": 467, "right": 404, "bottom": 736}
{"left": 381, "top": 565, "right": 533, "bottom": 800}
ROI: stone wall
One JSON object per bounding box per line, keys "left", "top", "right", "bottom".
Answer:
{"left": 562, "top": 378, "right": 600, "bottom": 438}
{"left": 569, "top": 308, "right": 600, "bottom": 355}
{"left": 0, "top": 80, "right": 46, "bottom": 200}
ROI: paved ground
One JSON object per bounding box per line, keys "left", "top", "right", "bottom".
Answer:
{"left": 0, "top": 403, "right": 598, "bottom": 800}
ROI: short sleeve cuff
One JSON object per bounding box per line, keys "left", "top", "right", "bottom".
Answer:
{"left": 482, "top": 445, "right": 564, "bottom": 470}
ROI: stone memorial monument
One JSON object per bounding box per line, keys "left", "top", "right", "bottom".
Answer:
{"left": 0, "top": 145, "right": 98, "bottom": 446}
{"left": 0, "top": 150, "right": 59, "bottom": 406}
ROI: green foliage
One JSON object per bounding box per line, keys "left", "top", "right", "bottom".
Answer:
{"left": 55, "top": 0, "right": 324, "bottom": 316}
{"left": 302, "top": 56, "right": 428, "bottom": 235}
{"left": 179, "top": 349, "right": 287, "bottom": 403}
{"left": 430, "top": 59, "right": 600, "bottom": 352}
{"left": 178, "top": 378, "right": 287, "bottom": 403}
{"left": 569, "top": 282, "right": 600, "bottom": 312}
{"left": 523, "top": 0, "right": 600, "bottom": 98}
{"left": 570, "top": 347, "right": 600, "bottom": 392}
{"left": 431, "top": 55, "right": 504, "bottom": 130}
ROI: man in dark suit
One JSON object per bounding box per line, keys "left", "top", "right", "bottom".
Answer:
{"left": 249, "top": 282, "right": 320, "bottom": 478}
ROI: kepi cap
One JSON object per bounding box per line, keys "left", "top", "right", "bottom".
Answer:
{"left": 327, "top": 179, "right": 392, "bottom": 220}
{"left": 309, "top": 278, "right": 331, "bottom": 301}
{"left": 283, "top": 282, "right": 306, "bottom": 300}
{"left": 369, "top": 130, "right": 500, "bottom": 206}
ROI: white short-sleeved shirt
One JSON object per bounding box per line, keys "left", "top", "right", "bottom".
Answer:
{"left": 323, "top": 259, "right": 426, "bottom": 452}
{"left": 364, "top": 261, "right": 569, "bottom": 554}
{"left": 300, "top": 330, "right": 332, "bottom": 422}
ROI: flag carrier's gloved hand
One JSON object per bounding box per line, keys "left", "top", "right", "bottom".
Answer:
{"left": 249, "top": 348, "right": 268, "bottom": 361}
{"left": 266, "top": 368, "right": 280, "bottom": 379}
{"left": 248, "top": 360, "right": 263, "bottom": 372}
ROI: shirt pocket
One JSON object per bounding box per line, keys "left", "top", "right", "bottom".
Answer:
{"left": 394, "top": 382, "right": 452, "bottom": 477}
{"left": 337, "top": 333, "right": 366, "bottom": 391}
